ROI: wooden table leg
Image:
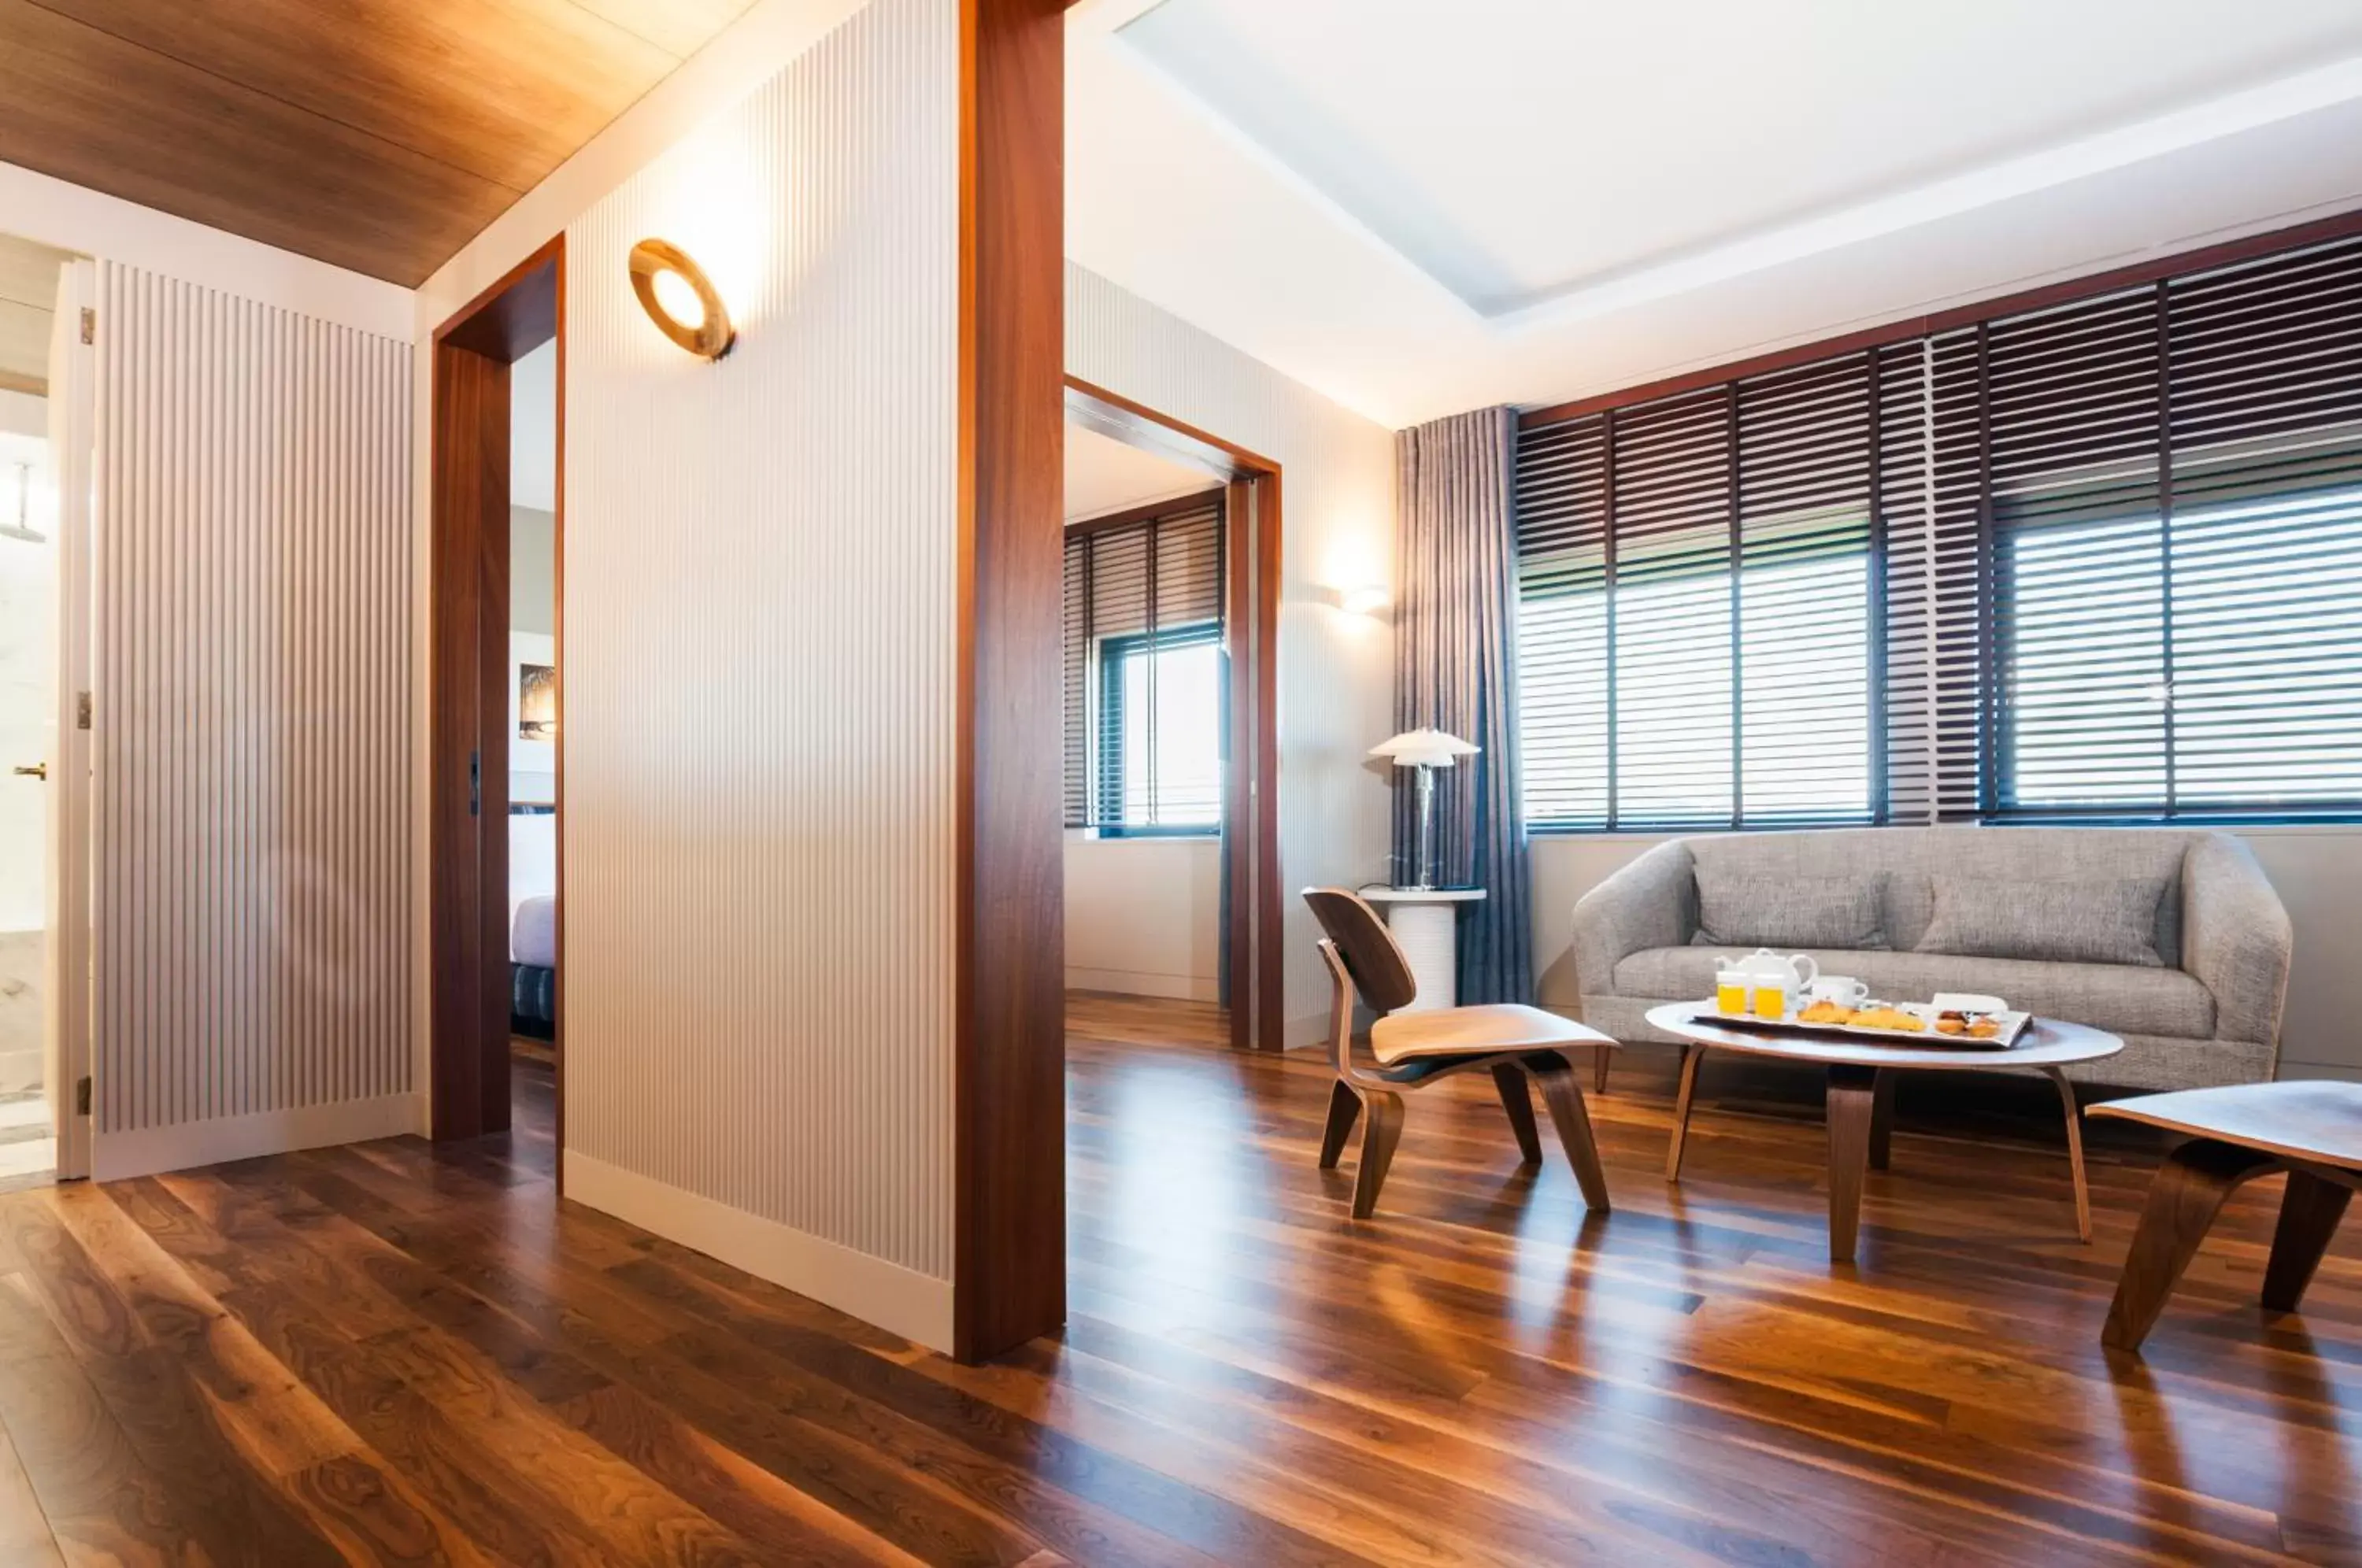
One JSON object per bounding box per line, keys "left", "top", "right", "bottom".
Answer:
{"left": 1594, "top": 1044, "right": 1611, "bottom": 1096}
{"left": 2042, "top": 1067, "right": 2092, "bottom": 1243}
{"left": 1867, "top": 1068, "right": 1897, "bottom": 1172}
{"left": 2101, "top": 1139, "right": 2278, "bottom": 1352}
{"left": 2261, "top": 1169, "right": 2354, "bottom": 1313}
{"left": 1492, "top": 1064, "right": 1543, "bottom": 1165}
{"left": 1825, "top": 1065, "right": 1878, "bottom": 1264}
{"left": 1665, "top": 1045, "right": 1702, "bottom": 1182}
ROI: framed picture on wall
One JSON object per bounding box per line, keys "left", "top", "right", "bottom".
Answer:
{"left": 511, "top": 633, "right": 557, "bottom": 805}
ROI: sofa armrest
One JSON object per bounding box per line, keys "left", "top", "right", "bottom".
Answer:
{"left": 1570, "top": 841, "right": 1697, "bottom": 1000}
{"left": 2181, "top": 834, "right": 2292, "bottom": 1049}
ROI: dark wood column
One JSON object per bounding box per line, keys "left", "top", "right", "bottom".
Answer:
{"left": 953, "top": 0, "right": 1067, "bottom": 1363}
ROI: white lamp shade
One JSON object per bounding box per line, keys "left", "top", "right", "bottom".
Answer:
{"left": 1369, "top": 727, "right": 1479, "bottom": 769}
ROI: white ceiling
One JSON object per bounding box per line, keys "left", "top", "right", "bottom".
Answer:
{"left": 1064, "top": 422, "right": 1211, "bottom": 522}
{"left": 1067, "top": 0, "right": 2362, "bottom": 428}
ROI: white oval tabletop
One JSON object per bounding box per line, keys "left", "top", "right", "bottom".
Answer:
{"left": 1357, "top": 886, "right": 1487, "bottom": 904}
{"left": 1642, "top": 1002, "right": 2122, "bottom": 1071}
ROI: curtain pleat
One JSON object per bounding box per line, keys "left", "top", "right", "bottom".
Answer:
{"left": 1394, "top": 407, "right": 1534, "bottom": 1004}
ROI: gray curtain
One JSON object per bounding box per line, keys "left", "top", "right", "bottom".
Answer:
{"left": 1393, "top": 406, "right": 1533, "bottom": 1004}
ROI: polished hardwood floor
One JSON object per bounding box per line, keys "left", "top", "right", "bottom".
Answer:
{"left": 0, "top": 997, "right": 2356, "bottom": 1564}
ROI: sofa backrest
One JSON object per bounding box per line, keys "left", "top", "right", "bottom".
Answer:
{"left": 1683, "top": 827, "right": 2201, "bottom": 967}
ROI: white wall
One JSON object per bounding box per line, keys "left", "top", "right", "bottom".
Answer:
{"left": 1531, "top": 827, "right": 2362, "bottom": 1082}
{"left": 0, "top": 156, "right": 418, "bottom": 1172}
{"left": 1064, "top": 835, "right": 1221, "bottom": 1000}
{"left": 415, "top": 0, "right": 961, "bottom": 1350}
{"left": 0, "top": 392, "right": 52, "bottom": 1096}
{"left": 1065, "top": 264, "right": 1398, "bottom": 1043}
{"left": 89, "top": 264, "right": 415, "bottom": 1178}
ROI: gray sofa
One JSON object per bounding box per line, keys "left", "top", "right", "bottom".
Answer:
{"left": 1568, "top": 827, "right": 2292, "bottom": 1091}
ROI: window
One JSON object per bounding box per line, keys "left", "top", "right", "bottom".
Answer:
{"left": 1515, "top": 361, "right": 1878, "bottom": 831}
{"left": 1515, "top": 225, "right": 2362, "bottom": 829}
{"left": 1063, "top": 494, "right": 1225, "bottom": 834}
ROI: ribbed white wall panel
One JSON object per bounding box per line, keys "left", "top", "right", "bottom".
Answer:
{"left": 1066, "top": 264, "right": 1398, "bottom": 1041}
{"left": 561, "top": 0, "right": 958, "bottom": 1328}
{"left": 91, "top": 262, "right": 413, "bottom": 1159}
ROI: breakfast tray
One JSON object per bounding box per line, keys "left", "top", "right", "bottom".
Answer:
{"left": 1685, "top": 1004, "right": 2032, "bottom": 1051}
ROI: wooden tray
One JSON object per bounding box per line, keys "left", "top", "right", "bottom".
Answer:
{"left": 1684, "top": 1004, "right": 2031, "bottom": 1051}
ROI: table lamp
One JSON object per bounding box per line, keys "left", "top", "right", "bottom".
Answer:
{"left": 1368, "top": 727, "right": 1479, "bottom": 890}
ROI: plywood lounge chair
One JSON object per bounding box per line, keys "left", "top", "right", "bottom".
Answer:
{"left": 1305, "top": 887, "right": 1616, "bottom": 1219}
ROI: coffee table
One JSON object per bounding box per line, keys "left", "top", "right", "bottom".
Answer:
{"left": 1643, "top": 1003, "right": 2123, "bottom": 1262}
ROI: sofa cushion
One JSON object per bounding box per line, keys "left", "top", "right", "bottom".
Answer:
{"left": 1916, "top": 876, "right": 2167, "bottom": 967}
{"left": 1690, "top": 870, "right": 1887, "bottom": 950}
{"left": 1612, "top": 946, "right": 2216, "bottom": 1041}
{"left": 1683, "top": 827, "right": 2191, "bottom": 966}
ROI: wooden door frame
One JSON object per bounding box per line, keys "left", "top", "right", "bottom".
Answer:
{"left": 1064, "top": 375, "right": 1284, "bottom": 1053}
{"left": 428, "top": 235, "right": 564, "bottom": 1152}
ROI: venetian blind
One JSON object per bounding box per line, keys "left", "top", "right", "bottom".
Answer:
{"left": 1514, "top": 224, "right": 2362, "bottom": 829}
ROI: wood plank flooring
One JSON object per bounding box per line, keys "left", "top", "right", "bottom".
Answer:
{"left": 0, "top": 1000, "right": 2356, "bottom": 1565}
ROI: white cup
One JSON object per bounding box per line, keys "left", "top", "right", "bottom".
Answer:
{"left": 1811, "top": 976, "right": 1871, "bottom": 1008}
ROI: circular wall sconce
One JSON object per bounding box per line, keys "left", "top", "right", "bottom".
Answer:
{"left": 628, "top": 239, "right": 735, "bottom": 360}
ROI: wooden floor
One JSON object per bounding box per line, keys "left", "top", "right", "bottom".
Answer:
{"left": 1, "top": 1000, "right": 2357, "bottom": 1565}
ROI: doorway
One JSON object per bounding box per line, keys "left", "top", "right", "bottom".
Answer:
{"left": 428, "top": 237, "right": 564, "bottom": 1156}
{"left": 0, "top": 231, "right": 92, "bottom": 1190}
{"left": 1064, "top": 377, "right": 1283, "bottom": 1052}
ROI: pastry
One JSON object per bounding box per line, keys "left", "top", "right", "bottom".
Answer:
{"left": 1853, "top": 1005, "right": 1925, "bottom": 1033}
{"left": 1934, "top": 1016, "right": 1964, "bottom": 1035}
{"left": 1967, "top": 1018, "right": 2000, "bottom": 1039}
{"left": 1798, "top": 1000, "right": 1856, "bottom": 1025}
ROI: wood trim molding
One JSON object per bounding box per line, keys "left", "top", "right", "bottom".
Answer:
{"left": 428, "top": 235, "right": 563, "bottom": 1152}
{"left": 954, "top": 0, "right": 1068, "bottom": 1364}
{"left": 1520, "top": 203, "right": 2362, "bottom": 430}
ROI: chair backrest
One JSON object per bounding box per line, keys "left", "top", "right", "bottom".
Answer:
{"left": 1301, "top": 888, "right": 1418, "bottom": 1015}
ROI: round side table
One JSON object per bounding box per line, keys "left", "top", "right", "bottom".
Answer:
{"left": 1358, "top": 887, "right": 1485, "bottom": 1012}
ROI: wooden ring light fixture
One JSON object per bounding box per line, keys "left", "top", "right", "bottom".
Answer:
{"left": 628, "top": 239, "right": 735, "bottom": 359}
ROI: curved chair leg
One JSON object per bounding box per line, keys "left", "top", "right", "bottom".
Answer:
{"left": 1534, "top": 1055, "right": 1611, "bottom": 1212}
{"left": 2101, "top": 1139, "right": 2278, "bottom": 1352}
{"left": 2262, "top": 1170, "right": 2354, "bottom": 1313}
{"left": 1594, "top": 1045, "right": 1611, "bottom": 1096}
{"left": 1319, "top": 1080, "right": 1361, "bottom": 1170}
{"left": 1492, "top": 1065, "right": 1543, "bottom": 1164}
{"left": 1349, "top": 1092, "right": 1406, "bottom": 1219}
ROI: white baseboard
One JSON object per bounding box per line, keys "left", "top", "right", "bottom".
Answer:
{"left": 92, "top": 1091, "right": 424, "bottom": 1182}
{"left": 564, "top": 1151, "right": 954, "bottom": 1354}
{"left": 1064, "top": 967, "right": 1218, "bottom": 1001}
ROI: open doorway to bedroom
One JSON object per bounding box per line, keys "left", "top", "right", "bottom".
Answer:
{"left": 428, "top": 237, "right": 564, "bottom": 1170}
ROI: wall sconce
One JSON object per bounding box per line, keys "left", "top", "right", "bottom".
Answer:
{"left": 628, "top": 239, "right": 735, "bottom": 360}
{"left": 1338, "top": 583, "right": 1392, "bottom": 617}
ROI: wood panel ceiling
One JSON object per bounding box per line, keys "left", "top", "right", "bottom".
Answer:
{"left": 0, "top": 0, "right": 759, "bottom": 287}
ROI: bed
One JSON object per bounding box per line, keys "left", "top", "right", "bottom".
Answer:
{"left": 511, "top": 893, "right": 557, "bottom": 1039}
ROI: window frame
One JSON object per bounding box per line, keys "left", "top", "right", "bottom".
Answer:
{"left": 1090, "top": 619, "right": 1226, "bottom": 838}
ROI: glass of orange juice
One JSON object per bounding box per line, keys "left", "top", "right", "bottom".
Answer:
{"left": 1714, "top": 963, "right": 1749, "bottom": 1015}
{"left": 1752, "top": 981, "right": 1791, "bottom": 1019}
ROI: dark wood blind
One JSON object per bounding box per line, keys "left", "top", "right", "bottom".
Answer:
{"left": 1061, "top": 494, "right": 1226, "bottom": 831}
{"left": 1516, "top": 225, "right": 2362, "bottom": 828}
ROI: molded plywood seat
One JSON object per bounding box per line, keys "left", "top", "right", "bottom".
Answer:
{"left": 1370, "top": 1004, "right": 1605, "bottom": 1067}
{"left": 1304, "top": 888, "right": 1616, "bottom": 1219}
{"left": 2090, "top": 1081, "right": 2362, "bottom": 1351}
